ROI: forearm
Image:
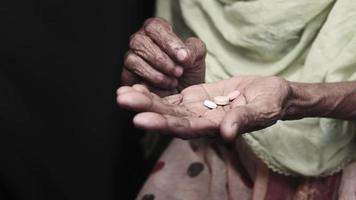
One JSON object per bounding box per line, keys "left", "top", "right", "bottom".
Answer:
{"left": 283, "top": 81, "right": 356, "bottom": 121}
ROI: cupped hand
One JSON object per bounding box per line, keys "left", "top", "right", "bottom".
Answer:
{"left": 117, "top": 76, "right": 291, "bottom": 141}
{"left": 121, "top": 17, "right": 206, "bottom": 97}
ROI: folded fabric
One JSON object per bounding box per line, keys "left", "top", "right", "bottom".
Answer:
{"left": 156, "top": 0, "right": 356, "bottom": 176}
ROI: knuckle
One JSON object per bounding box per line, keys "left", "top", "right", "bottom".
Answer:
{"left": 198, "top": 40, "right": 207, "bottom": 52}
{"left": 267, "top": 76, "right": 287, "bottom": 86}
{"left": 143, "top": 17, "right": 156, "bottom": 27}
{"left": 187, "top": 37, "right": 205, "bottom": 47}
{"left": 193, "top": 38, "right": 207, "bottom": 54}
{"left": 129, "top": 33, "right": 145, "bottom": 49}
{"left": 123, "top": 53, "right": 137, "bottom": 68}
{"left": 154, "top": 54, "right": 167, "bottom": 64}
{"left": 143, "top": 18, "right": 160, "bottom": 34}
{"left": 187, "top": 37, "right": 201, "bottom": 43}
{"left": 144, "top": 17, "right": 169, "bottom": 27}
{"left": 185, "top": 37, "right": 207, "bottom": 64}
{"left": 128, "top": 33, "right": 139, "bottom": 48}
{"left": 144, "top": 17, "right": 172, "bottom": 35}
{"left": 152, "top": 55, "right": 175, "bottom": 74}
{"left": 155, "top": 17, "right": 170, "bottom": 25}
{"left": 132, "top": 67, "right": 144, "bottom": 78}
{"left": 259, "top": 104, "right": 282, "bottom": 122}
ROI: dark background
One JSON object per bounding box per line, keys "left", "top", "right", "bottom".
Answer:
{"left": 1, "top": 0, "right": 155, "bottom": 199}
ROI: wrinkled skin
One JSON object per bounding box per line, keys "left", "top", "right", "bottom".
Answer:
{"left": 117, "top": 76, "right": 291, "bottom": 142}
{"left": 119, "top": 17, "right": 292, "bottom": 141}
{"left": 122, "top": 17, "right": 206, "bottom": 97}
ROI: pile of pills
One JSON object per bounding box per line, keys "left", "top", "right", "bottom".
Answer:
{"left": 203, "top": 90, "right": 241, "bottom": 109}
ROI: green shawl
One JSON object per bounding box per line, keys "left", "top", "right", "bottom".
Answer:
{"left": 156, "top": 0, "right": 356, "bottom": 176}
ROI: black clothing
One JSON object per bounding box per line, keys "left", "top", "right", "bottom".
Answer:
{"left": 1, "top": 0, "right": 154, "bottom": 199}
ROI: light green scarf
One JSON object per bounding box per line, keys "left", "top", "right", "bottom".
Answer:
{"left": 156, "top": 0, "right": 356, "bottom": 176}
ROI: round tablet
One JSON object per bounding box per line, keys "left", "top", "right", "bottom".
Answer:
{"left": 213, "top": 96, "right": 229, "bottom": 106}
{"left": 227, "top": 90, "right": 241, "bottom": 101}
{"left": 203, "top": 100, "right": 217, "bottom": 109}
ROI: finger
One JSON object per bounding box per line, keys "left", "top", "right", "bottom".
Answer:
{"left": 139, "top": 82, "right": 177, "bottom": 97}
{"left": 118, "top": 84, "right": 170, "bottom": 103}
{"left": 116, "top": 86, "right": 135, "bottom": 96}
{"left": 117, "top": 90, "right": 189, "bottom": 116}
{"left": 133, "top": 112, "right": 219, "bottom": 139}
{"left": 129, "top": 33, "right": 183, "bottom": 77}
{"left": 119, "top": 84, "right": 150, "bottom": 97}
{"left": 220, "top": 103, "right": 280, "bottom": 142}
{"left": 121, "top": 68, "right": 140, "bottom": 86}
{"left": 184, "top": 37, "right": 207, "bottom": 67}
{"left": 143, "top": 18, "right": 189, "bottom": 63}
{"left": 220, "top": 105, "right": 257, "bottom": 142}
{"left": 132, "top": 84, "right": 151, "bottom": 97}
{"left": 144, "top": 85, "right": 177, "bottom": 97}
{"left": 132, "top": 83, "right": 183, "bottom": 105}
{"left": 124, "top": 52, "right": 178, "bottom": 89}
{"left": 132, "top": 84, "right": 164, "bottom": 101}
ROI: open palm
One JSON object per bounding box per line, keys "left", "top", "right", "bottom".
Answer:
{"left": 117, "top": 76, "right": 291, "bottom": 141}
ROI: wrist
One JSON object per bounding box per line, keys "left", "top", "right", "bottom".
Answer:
{"left": 283, "top": 81, "right": 328, "bottom": 120}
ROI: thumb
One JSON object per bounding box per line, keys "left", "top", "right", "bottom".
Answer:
{"left": 177, "top": 37, "right": 206, "bottom": 90}
{"left": 221, "top": 103, "right": 281, "bottom": 142}
{"left": 220, "top": 103, "right": 281, "bottom": 141}
{"left": 183, "top": 37, "right": 206, "bottom": 69}
{"left": 220, "top": 104, "right": 262, "bottom": 142}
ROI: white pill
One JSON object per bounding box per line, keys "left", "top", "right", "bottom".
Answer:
{"left": 227, "top": 90, "right": 241, "bottom": 101}
{"left": 213, "top": 96, "right": 229, "bottom": 106}
{"left": 203, "top": 100, "right": 217, "bottom": 109}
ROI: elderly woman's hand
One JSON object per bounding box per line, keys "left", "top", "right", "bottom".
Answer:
{"left": 117, "top": 76, "right": 292, "bottom": 141}
{"left": 121, "top": 17, "right": 206, "bottom": 97}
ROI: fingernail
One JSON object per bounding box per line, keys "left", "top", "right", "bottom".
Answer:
{"left": 174, "top": 67, "right": 184, "bottom": 77}
{"left": 177, "top": 49, "right": 188, "bottom": 62}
